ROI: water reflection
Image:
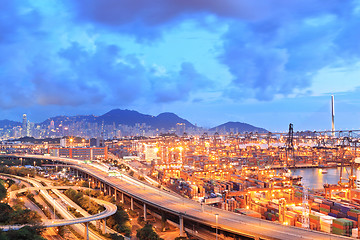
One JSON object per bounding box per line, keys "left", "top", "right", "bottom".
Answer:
{"left": 290, "top": 167, "right": 352, "bottom": 189}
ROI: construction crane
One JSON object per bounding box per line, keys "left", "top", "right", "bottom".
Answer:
{"left": 285, "top": 123, "right": 294, "bottom": 167}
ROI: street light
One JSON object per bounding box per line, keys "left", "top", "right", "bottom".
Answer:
{"left": 215, "top": 213, "right": 219, "bottom": 240}
{"left": 53, "top": 198, "right": 56, "bottom": 222}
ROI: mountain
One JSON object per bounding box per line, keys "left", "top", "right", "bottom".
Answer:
{"left": 0, "top": 119, "right": 21, "bottom": 128}
{"left": 1, "top": 109, "right": 268, "bottom": 134}
{"left": 41, "top": 115, "right": 97, "bottom": 126}
{"left": 149, "top": 112, "right": 194, "bottom": 130}
{"left": 98, "top": 109, "right": 196, "bottom": 129}
{"left": 40, "top": 109, "right": 196, "bottom": 130}
{"left": 97, "top": 109, "right": 151, "bottom": 126}
{"left": 209, "top": 121, "right": 268, "bottom": 133}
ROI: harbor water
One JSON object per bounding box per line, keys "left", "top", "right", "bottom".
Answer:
{"left": 290, "top": 167, "right": 354, "bottom": 189}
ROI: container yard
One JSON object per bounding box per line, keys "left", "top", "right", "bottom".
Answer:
{"left": 113, "top": 129, "right": 360, "bottom": 238}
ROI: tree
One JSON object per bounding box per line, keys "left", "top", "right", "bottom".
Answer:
{"left": 8, "top": 209, "right": 41, "bottom": 225}
{"left": 136, "top": 224, "right": 162, "bottom": 240}
{"left": 107, "top": 205, "right": 131, "bottom": 236}
{"left": 0, "top": 182, "right": 7, "bottom": 201}
{"left": 5, "top": 226, "right": 45, "bottom": 240}
{"left": 0, "top": 203, "right": 12, "bottom": 223}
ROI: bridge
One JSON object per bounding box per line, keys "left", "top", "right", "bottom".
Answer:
{"left": 0, "top": 154, "right": 350, "bottom": 240}
{"left": 0, "top": 173, "right": 117, "bottom": 240}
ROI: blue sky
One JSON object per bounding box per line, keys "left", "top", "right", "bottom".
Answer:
{"left": 1, "top": 0, "right": 360, "bottom": 132}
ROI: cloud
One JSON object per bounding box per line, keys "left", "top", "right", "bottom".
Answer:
{"left": 1, "top": 0, "right": 360, "bottom": 112}
{"left": 0, "top": 0, "right": 41, "bottom": 44}
{"left": 67, "top": 0, "right": 360, "bottom": 102}
{"left": 151, "top": 62, "right": 211, "bottom": 102}
{"left": 0, "top": 30, "right": 211, "bottom": 109}
{"left": 218, "top": 0, "right": 360, "bottom": 101}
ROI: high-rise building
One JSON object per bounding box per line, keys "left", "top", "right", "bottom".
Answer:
{"left": 22, "top": 114, "right": 28, "bottom": 137}
{"left": 176, "top": 123, "right": 186, "bottom": 135}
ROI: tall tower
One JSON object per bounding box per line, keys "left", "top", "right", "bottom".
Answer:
{"left": 22, "top": 114, "right": 28, "bottom": 137}
{"left": 331, "top": 95, "right": 335, "bottom": 136}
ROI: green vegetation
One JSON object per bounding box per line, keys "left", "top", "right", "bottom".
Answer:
{"left": 0, "top": 226, "right": 45, "bottom": 240}
{"left": 29, "top": 195, "right": 52, "bottom": 219}
{"left": 136, "top": 224, "right": 162, "bottom": 240}
{"left": 0, "top": 181, "right": 41, "bottom": 226}
{"left": 64, "top": 188, "right": 105, "bottom": 215}
{"left": 109, "top": 233, "right": 125, "bottom": 240}
{"left": 37, "top": 194, "right": 63, "bottom": 219}
{"left": 0, "top": 166, "right": 35, "bottom": 178}
{"left": 0, "top": 180, "right": 44, "bottom": 239}
{"left": 0, "top": 158, "right": 47, "bottom": 167}
{"left": 67, "top": 206, "right": 84, "bottom": 218}
{"left": 65, "top": 188, "right": 131, "bottom": 237}
{"left": 106, "top": 204, "right": 132, "bottom": 237}
{"left": 0, "top": 181, "right": 7, "bottom": 201}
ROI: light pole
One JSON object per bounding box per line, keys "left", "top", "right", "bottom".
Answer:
{"left": 215, "top": 213, "right": 219, "bottom": 240}
{"left": 53, "top": 198, "right": 56, "bottom": 222}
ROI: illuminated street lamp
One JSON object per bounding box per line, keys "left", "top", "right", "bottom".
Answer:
{"left": 53, "top": 198, "right": 56, "bottom": 222}
{"left": 215, "top": 213, "right": 219, "bottom": 240}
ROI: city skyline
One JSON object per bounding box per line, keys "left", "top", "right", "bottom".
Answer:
{"left": 1, "top": 1, "right": 360, "bottom": 132}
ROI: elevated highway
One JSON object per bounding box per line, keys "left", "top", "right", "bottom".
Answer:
{"left": 1, "top": 154, "right": 350, "bottom": 240}
{"left": 0, "top": 174, "right": 117, "bottom": 240}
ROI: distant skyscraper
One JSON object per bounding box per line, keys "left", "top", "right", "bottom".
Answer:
{"left": 22, "top": 114, "right": 28, "bottom": 137}
{"left": 50, "top": 120, "right": 55, "bottom": 130}
{"left": 176, "top": 123, "right": 186, "bottom": 135}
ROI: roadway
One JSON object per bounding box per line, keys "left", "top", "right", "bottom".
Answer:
{"left": 3, "top": 154, "right": 352, "bottom": 240}
{"left": 0, "top": 174, "right": 117, "bottom": 240}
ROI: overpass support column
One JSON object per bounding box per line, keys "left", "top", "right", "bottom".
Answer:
{"left": 161, "top": 211, "right": 167, "bottom": 231}
{"left": 179, "top": 215, "right": 185, "bottom": 237}
{"left": 131, "top": 197, "right": 134, "bottom": 210}
{"left": 84, "top": 222, "right": 89, "bottom": 240}
{"left": 102, "top": 219, "right": 107, "bottom": 234}
{"left": 144, "top": 203, "right": 147, "bottom": 221}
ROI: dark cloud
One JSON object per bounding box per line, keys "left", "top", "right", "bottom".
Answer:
{"left": 68, "top": 0, "right": 348, "bottom": 40}
{"left": 1, "top": 0, "right": 360, "bottom": 112}
{"left": 67, "top": 0, "right": 360, "bottom": 101}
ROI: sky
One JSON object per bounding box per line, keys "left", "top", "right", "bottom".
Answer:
{"left": 1, "top": 0, "right": 360, "bottom": 132}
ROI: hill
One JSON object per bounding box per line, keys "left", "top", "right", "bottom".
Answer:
{"left": 209, "top": 121, "right": 268, "bottom": 133}
{"left": 40, "top": 109, "right": 196, "bottom": 130}
{"left": 0, "top": 119, "right": 21, "bottom": 128}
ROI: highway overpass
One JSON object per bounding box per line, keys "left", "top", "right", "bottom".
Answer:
{"left": 0, "top": 154, "right": 351, "bottom": 240}
{"left": 0, "top": 173, "right": 117, "bottom": 240}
